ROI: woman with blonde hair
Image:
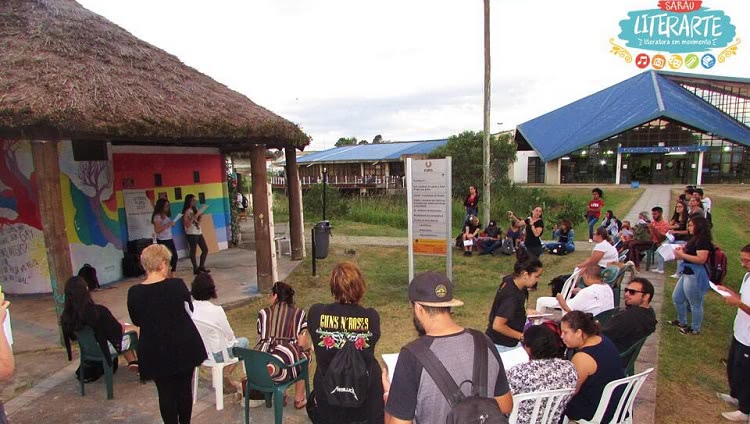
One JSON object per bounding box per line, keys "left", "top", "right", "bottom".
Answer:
{"left": 128, "top": 244, "right": 206, "bottom": 424}
{"left": 306, "top": 262, "right": 384, "bottom": 424}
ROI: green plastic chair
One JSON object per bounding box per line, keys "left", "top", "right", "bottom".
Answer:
{"left": 74, "top": 326, "right": 117, "bottom": 399}
{"left": 595, "top": 308, "right": 617, "bottom": 325}
{"left": 233, "top": 347, "right": 310, "bottom": 424}
{"left": 620, "top": 336, "right": 649, "bottom": 376}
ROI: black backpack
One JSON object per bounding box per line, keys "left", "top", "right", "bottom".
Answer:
{"left": 78, "top": 264, "right": 100, "bottom": 291}
{"left": 497, "top": 238, "right": 515, "bottom": 256}
{"left": 405, "top": 329, "right": 508, "bottom": 424}
{"left": 321, "top": 339, "right": 370, "bottom": 408}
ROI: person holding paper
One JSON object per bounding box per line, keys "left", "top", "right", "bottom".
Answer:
{"left": 0, "top": 298, "right": 14, "bottom": 424}
{"left": 182, "top": 194, "right": 210, "bottom": 275}
{"left": 461, "top": 215, "right": 481, "bottom": 257}
{"left": 715, "top": 244, "right": 750, "bottom": 422}
{"left": 655, "top": 201, "right": 689, "bottom": 275}
{"left": 152, "top": 198, "right": 178, "bottom": 275}
{"left": 486, "top": 250, "right": 543, "bottom": 352}
{"left": 509, "top": 207, "right": 544, "bottom": 258}
{"left": 670, "top": 216, "right": 712, "bottom": 336}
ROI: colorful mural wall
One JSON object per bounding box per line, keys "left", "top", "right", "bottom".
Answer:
{"left": 0, "top": 139, "right": 52, "bottom": 294}
{"left": 112, "top": 146, "right": 231, "bottom": 258}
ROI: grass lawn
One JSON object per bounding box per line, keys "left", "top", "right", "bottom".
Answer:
{"left": 226, "top": 244, "right": 587, "bottom": 384}
{"left": 656, "top": 195, "right": 750, "bottom": 424}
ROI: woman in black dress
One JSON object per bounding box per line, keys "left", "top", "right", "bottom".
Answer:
{"left": 127, "top": 244, "right": 206, "bottom": 424}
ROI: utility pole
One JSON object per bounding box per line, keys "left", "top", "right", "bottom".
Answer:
{"left": 482, "top": 0, "right": 491, "bottom": 227}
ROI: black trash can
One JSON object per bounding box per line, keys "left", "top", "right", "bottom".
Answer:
{"left": 314, "top": 221, "right": 331, "bottom": 259}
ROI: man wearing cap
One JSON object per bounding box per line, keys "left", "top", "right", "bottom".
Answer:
{"left": 478, "top": 220, "right": 502, "bottom": 255}
{"left": 382, "top": 272, "right": 513, "bottom": 423}
{"left": 602, "top": 277, "right": 658, "bottom": 352}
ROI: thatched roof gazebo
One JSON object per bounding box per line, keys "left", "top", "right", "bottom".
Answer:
{"left": 0, "top": 0, "right": 308, "bottom": 296}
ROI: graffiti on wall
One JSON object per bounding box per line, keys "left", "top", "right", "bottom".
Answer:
{"left": 59, "top": 141, "right": 123, "bottom": 286}
{"left": 0, "top": 139, "right": 51, "bottom": 294}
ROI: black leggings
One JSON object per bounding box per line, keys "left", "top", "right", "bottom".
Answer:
{"left": 157, "top": 239, "right": 178, "bottom": 272}
{"left": 186, "top": 234, "right": 208, "bottom": 272}
{"left": 153, "top": 369, "right": 195, "bottom": 424}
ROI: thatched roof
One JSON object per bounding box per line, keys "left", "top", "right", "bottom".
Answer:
{"left": 0, "top": 0, "right": 310, "bottom": 150}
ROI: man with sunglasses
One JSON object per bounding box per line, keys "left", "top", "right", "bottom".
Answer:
{"left": 602, "top": 277, "right": 658, "bottom": 352}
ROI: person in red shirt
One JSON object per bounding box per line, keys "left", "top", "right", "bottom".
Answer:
{"left": 627, "top": 207, "right": 671, "bottom": 271}
{"left": 586, "top": 188, "right": 605, "bottom": 242}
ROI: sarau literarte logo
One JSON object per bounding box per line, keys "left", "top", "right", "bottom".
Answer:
{"left": 609, "top": 1, "right": 740, "bottom": 70}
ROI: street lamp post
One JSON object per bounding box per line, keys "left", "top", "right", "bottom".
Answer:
{"left": 482, "top": 0, "right": 491, "bottom": 227}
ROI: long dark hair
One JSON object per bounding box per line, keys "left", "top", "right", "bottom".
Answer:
{"left": 561, "top": 310, "right": 601, "bottom": 336}
{"left": 514, "top": 248, "right": 543, "bottom": 276}
{"left": 272, "top": 281, "right": 296, "bottom": 305}
{"left": 60, "top": 276, "right": 96, "bottom": 334}
{"left": 687, "top": 216, "right": 712, "bottom": 249}
{"left": 524, "top": 325, "right": 564, "bottom": 360}
{"left": 151, "top": 198, "right": 171, "bottom": 223}
{"left": 671, "top": 201, "right": 688, "bottom": 226}
{"left": 182, "top": 194, "right": 198, "bottom": 217}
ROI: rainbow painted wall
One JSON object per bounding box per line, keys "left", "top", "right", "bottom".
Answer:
{"left": 0, "top": 140, "right": 231, "bottom": 294}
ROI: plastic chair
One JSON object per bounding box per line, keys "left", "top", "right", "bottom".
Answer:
{"left": 192, "top": 319, "right": 240, "bottom": 411}
{"left": 74, "top": 326, "right": 117, "bottom": 399}
{"left": 595, "top": 308, "right": 617, "bottom": 325}
{"left": 607, "top": 263, "right": 636, "bottom": 308}
{"left": 620, "top": 336, "right": 649, "bottom": 376}
{"left": 618, "top": 249, "right": 630, "bottom": 264}
{"left": 508, "top": 387, "right": 575, "bottom": 424}
{"left": 564, "top": 367, "right": 654, "bottom": 424}
{"left": 536, "top": 268, "right": 581, "bottom": 313}
{"left": 233, "top": 347, "right": 310, "bottom": 424}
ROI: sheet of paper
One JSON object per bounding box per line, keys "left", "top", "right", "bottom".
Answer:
{"left": 499, "top": 345, "right": 529, "bottom": 370}
{"left": 709, "top": 281, "right": 731, "bottom": 297}
{"left": 3, "top": 309, "right": 12, "bottom": 347}
{"left": 382, "top": 353, "right": 399, "bottom": 383}
{"left": 527, "top": 313, "right": 553, "bottom": 319}
{"left": 173, "top": 212, "right": 183, "bottom": 222}
{"left": 463, "top": 240, "right": 473, "bottom": 247}
{"left": 656, "top": 243, "right": 676, "bottom": 262}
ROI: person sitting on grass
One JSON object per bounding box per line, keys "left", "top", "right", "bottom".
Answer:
{"left": 61, "top": 276, "right": 140, "bottom": 373}
{"left": 507, "top": 217, "right": 525, "bottom": 250}
{"left": 561, "top": 311, "right": 625, "bottom": 423}
{"left": 478, "top": 220, "right": 502, "bottom": 255}
{"left": 507, "top": 324, "right": 578, "bottom": 424}
{"left": 462, "top": 215, "right": 481, "bottom": 256}
{"left": 190, "top": 273, "right": 249, "bottom": 395}
{"left": 602, "top": 277, "right": 657, "bottom": 353}
{"left": 545, "top": 219, "right": 576, "bottom": 255}
{"left": 555, "top": 265, "right": 614, "bottom": 317}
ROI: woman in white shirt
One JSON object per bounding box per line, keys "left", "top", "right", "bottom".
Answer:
{"left": 182, "top": 194, "right": 210, "bottom": 275}
{"left": 576, "top": 227, "right": 619, "bottom": 269}
{"left": 152, "top": 198, "right": 178, "bottom": 275}
{"left": 191, "top": 273, "right": 249, "bottom": 393}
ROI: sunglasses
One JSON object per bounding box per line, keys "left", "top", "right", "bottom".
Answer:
{"left": 624, "top": 288, "right": 643, "bottom": 295}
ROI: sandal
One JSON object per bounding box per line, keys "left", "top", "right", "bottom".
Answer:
{"left": 294, "top": 398, "right": 307, "bottom": 410}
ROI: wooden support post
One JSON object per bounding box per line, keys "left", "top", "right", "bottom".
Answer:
{"left": 31, "top": 140, "right": 73, "bottom": 323}
{"left": 250, "top": 145, "right": 273, "bottom": 293}
{"left": 285, "top": 147, "right": 305, "bottom": 260}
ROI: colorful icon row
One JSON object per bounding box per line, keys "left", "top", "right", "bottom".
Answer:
{"left": 635, "top": 53, "right": 716, "bottom": 70}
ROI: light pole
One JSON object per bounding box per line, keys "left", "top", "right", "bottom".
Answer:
{"left": 482, "top": 0, "right": 491, "bottom": 227}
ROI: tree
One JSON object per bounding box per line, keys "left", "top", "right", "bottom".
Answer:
{"left": 358, "top": 139, "right": 369, "bottom": 145}
{"left": 372, "top": 134, "right": 384, "bottom": 144}
{"left": 335, "top": 137, "right": 358, "bottom": 147}
{"left": 429, "top": 130, "right": 517, "bottom": 198}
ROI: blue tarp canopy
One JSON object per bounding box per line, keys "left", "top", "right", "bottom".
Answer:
{"left": 298, "top": 139, "right": 448, "bottom": 163}
{"left": 516, "top": 71, "right": 750, "bottom": 162}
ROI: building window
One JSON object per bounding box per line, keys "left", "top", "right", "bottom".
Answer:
{"left": 72, "top": 140, "right": 108, "bottom": 161}
{"left": 193, "top": 171, "right": 200, "bottom": 183}
{"left": 154, "top": 174, "right": 162, "bottom": 187}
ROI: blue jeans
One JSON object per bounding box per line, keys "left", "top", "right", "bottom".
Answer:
{"left": 587, "top": 216, "right": 599, "bottom": 239}
{"left": 672, "top": 274, "right": 709, "bottom": 332}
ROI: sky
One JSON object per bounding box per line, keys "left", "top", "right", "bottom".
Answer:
{"left": 76, "top": 0, "right": 750, "bottom": 151}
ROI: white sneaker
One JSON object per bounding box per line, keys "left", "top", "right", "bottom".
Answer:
{"left": 717, "top": 392, "right": 740, "bottom": 407}
{"left": 625, "top": 261, "right": 635, "bottom": 268}
{"left": 670, "top": 273, "right": 680, "bottom": 278}
{"left": 654, "top": 269, "right": 664, "bottom": 274}
{"left": 588, "top": 238, "right": 593, "bottom": 243}
{"left": 248, "top": 399, "right": 265, "bottom": 408}
{"left": 721, "top": 410, "right": 748, "bottom": 421}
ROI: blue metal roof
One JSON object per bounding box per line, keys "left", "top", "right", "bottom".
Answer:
{"left": 517, "top": 71, "right": 750, "bottom": 162}
{"left": 298, "top": 139, "right": 448, "bottom": 163}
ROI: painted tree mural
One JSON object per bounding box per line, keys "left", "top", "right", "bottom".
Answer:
{"left": 73, "top": 160, "right": 123, "bottom": 250}
{"left": 0, "top": 139, "right": 42, "bottom": 230}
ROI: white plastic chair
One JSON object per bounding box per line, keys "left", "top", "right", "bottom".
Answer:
{"left": 192, "top": 319, "right": 240, "bottom": 411}
{"left": 535, "top": 268, "right": 581, "bottom": 314}
{"left": 509, "top": 387, "right": 576, "bottom": 424}
{"left": 274, "top": 231, "right": 291, "bottom": 256}
{"left": 564, "top": 367, "right": 654, "bottom": 424}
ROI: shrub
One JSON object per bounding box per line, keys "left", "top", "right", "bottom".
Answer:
{"left": 303, "top": 183, "right": 350, "bottom": 219}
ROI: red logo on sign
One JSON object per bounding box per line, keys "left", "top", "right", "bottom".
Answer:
{"left": 657, "top": 1, "right": 702, "bottom": 13}
{"left": 635, "top": 54, "right": 651, "bottom": 69}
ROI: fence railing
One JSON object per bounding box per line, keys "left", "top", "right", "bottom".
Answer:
{"left": 270, "top": 175, "right": 405, "bottom": 188}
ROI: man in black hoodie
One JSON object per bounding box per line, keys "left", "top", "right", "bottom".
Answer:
{"left": 603, "top": 277, "right": 658, "bottom": 352}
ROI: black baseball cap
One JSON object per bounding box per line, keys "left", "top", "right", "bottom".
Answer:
{"left": 488, "top": 220, "right": 497, "bottom": 226}
{"left": 408, "top": 272, "right": 464, "bottom": 307}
